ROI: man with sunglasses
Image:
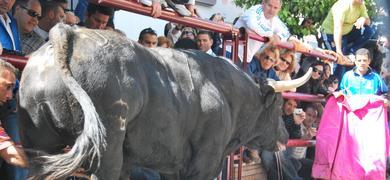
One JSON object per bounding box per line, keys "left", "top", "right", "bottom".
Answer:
{"left": 247, "top": 45, "right": 280, "bottom": 83}
{"left": 34, "top": 0, "right": 65, "bottom": 41}
{"left": 0, "top": 0, "right": 22, "bottom": 53}
{"left": 13, "top": 0, "right": 42, "bottom": 55}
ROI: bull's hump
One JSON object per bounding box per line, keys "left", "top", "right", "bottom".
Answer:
{"left": 27, "top": 44, "right": 55, "bottom": 74}
{"left": 76, "top": 30, "right": 110, "bottom": 47}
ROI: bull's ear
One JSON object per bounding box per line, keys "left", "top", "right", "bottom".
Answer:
{"left": 261, "top": 85, "right": 276, "bottom": 108}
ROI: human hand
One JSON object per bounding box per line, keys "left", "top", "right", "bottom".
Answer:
{"left": 354, "top": 17, "right": 366, "bottom": 29}
{"left": 328, "top": 87, "right": 336, "bottom": 93}
{"left": 321, "top": 50, "right": 354, "bottom": 66}
{"left": 293, "top": 110, "right": 305, "bottom": 125}
{"left": 319, "top": 49, "right": 337, "bottom": 64}
{"left": 185, "top": 4, "right": 197, "bottom": 17}
{"left": 307, "top": 127, "right": 317, "bottom": 138}
{"left": 267, "top": 34, "right": 281, "bottom": 46}
{"left": 65, "top": 12, "right": 80, "bottom": 26}
{"left": 151, "top": 1, "right": 162, "bottom": 18}
{"left": 277, "top": 141, "right": 286, "bottom": 151}
{"left": 288, "top": 36, "right": 312, "bottom": 52}
{"left": 0, "top": 145, "right": 29, "bottom": 168}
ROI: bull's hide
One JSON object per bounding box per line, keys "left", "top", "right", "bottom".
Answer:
{"left": 18, "top": 24, "right": 288, "bottom": 180}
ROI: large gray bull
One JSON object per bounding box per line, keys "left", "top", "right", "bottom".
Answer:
{"left": 18, "top": 24, "right": 311, "bottom": 179}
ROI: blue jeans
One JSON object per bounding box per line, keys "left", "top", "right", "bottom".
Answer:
{"left": 323, "top": 25, "right": 375, "bottom": 80}
{"left": 130, "top": 166, "right": 160, "bottom": 180}
{"left": 1, "top": 99, "right": 28, "bottom": 180}
{"left": 261, "top": 150, "right": 303, "bottom": 180}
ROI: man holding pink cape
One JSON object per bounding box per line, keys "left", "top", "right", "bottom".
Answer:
{"left": 312, "top": 48, "right": 389, "bottom": 179}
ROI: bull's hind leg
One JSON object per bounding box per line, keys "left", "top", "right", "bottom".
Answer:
{"left": 92, "top": 126, "right": 127, "bottom": 179}
{"left": 159, "top": 172, "right": 180, "bottom": 180}
{"left": 182, "top": 146, "right": 225, "bottom": 180}
{"left": 182, "top": 118, "right": 228, "bottom": 180}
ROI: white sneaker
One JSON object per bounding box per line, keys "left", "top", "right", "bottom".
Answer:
{"left": 139, "top": 0, "right": 152, "bottom": 6}
{"left": 165, "top": 0, "right": 191, "bottom": 16}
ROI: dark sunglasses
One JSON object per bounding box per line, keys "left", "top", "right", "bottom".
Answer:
{"left": 280, "top": 57, "right": 291, "bottom": 66}
{"left": 313, "top": 67, "right": 323, "bottom": 75}
{"left": 263, "top": 55, "right": 276, "bottom": 63}
{"left": 182, "top": 31, "right": 194, "bottom": 36}
{"left": 332, "top": 80, "right": 339, "bottom": 84}
{"left": 19, "top": 4, "right": 42, "bottom": 20}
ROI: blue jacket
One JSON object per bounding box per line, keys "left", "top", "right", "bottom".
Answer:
{"left": 247, "top": 57, "right": 280, "bottom": 82}
{"left": 0, "top": 12, "right": 21, "bottom": 52}
{"left": 340, "top": 67, "right": 388, "bottom": 95}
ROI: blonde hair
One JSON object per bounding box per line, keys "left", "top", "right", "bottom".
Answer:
{"left": 0, "top": 59, "right": 17, "bottom": 76}
{"left": 157, "top": 36, "right": 173, "bottom": 48}
{"left": 280, "top": 49, "right": 296, "bottom": 73}
{"left": 260, "top": 45, "right": 279, "bottom": 61}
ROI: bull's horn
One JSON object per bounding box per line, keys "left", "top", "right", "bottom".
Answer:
{"left": 268, "top": 67, "right": 313, "bottom": 92}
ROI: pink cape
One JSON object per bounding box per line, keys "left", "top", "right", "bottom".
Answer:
{"left": 312, "top": 93, "right": 390, "bottom": 179}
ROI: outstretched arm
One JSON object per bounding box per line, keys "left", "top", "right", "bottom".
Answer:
{"left": 0, "top": 144, "right": 28, "bottom": 168}
{"left": 151, "top": 0, "right": 162, "bottom": 18}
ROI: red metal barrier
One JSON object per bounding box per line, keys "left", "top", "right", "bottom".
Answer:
{"left": 282, "top": 92, "right": 325, "bottom": 103}
{"left": 287, "top": 139, "right": 316, "bottom": 147}
{"left": 0, "top": 54, "right": 28, "bottom": 70}
{"left": 94, "top": 0, "right": 239, "bottom": 34}
{"left": 92, "top": 0, "right": 337, "bottom": 63}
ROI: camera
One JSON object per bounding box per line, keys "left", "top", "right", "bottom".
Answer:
{"left": 294, "top": 108, "right": 303, "bottom": 115}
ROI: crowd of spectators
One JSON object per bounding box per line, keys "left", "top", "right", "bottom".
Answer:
{"left": 0, "top": 0, "right": 389, "bottom": 179}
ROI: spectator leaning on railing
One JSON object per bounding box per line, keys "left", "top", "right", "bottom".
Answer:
{"left": 234, "top": 0, "right": 290, "bottom": 63}
{"left": 322, "top": 0, "right": 374, "bottom": 81}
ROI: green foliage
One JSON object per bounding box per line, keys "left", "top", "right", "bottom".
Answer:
{"left": 233, "top": 0, "right": 378, "bottom": 37}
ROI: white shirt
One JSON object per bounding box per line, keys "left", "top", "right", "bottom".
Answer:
{"left": 206, "top": 49, "right": 216, "bottom": 56}
{"left": 0, "top": 14, "right": 16, "bottom": 50}
{"left": 234, "top": 4, "right": 290, "bottom": 62}
{"left": 34, "top": 27, "right": 49, "bottom": 41}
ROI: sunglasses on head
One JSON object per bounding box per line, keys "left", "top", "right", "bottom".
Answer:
{"left": 263, "top": 55, "right": 276, "bottom": 63}
{"left": 19, "top": 4, "right": 42, "bottom": 20}
{"left": 280, "top": 57, "right": 291, "bottom": 66}
{"left": 141, "top": 28, "right": 157, "bottom": 36}
{"left": 313, "top": 67, "right": 323, "bottom": 75}
{"left": 182, "top": 31, "right": 194, "bottom": 36}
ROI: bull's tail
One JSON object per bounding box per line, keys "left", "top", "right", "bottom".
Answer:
{"left": 33, "top": 24, "right": 107, "bottom": 178}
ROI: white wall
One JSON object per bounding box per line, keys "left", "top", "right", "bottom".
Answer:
{"left": 114, "top": 11, "right": 169, "bottom": 41}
